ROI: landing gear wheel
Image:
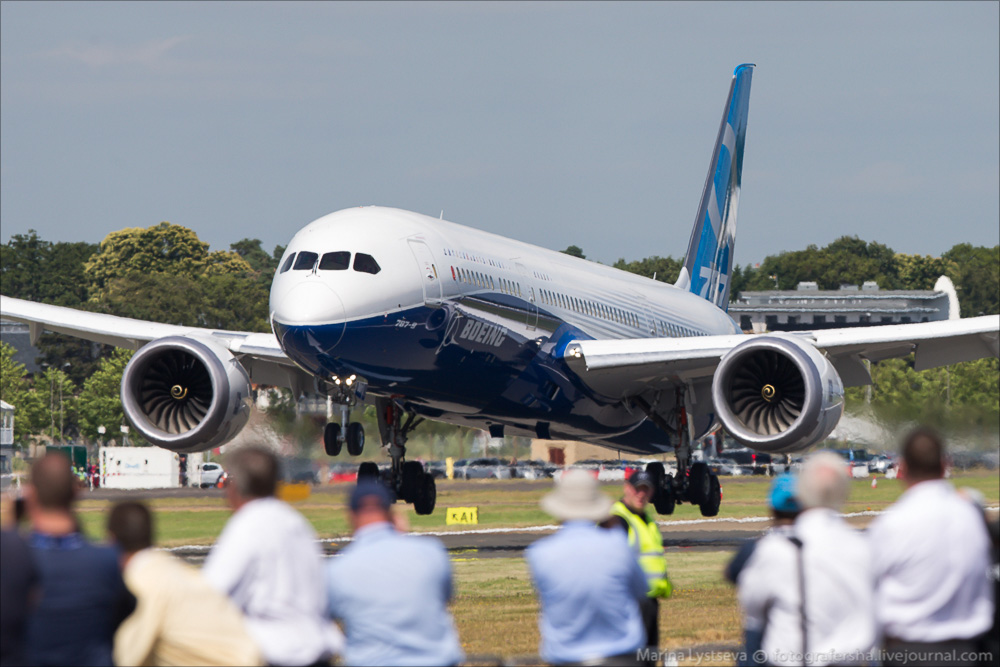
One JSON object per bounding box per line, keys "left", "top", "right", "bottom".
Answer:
{"left": 323, "top": 423, "right": 342, "bottom": 457}
{"left": 687, "top": 462, "right": 711, "bottom": 505}
{"left": 699, "top": 473, "right": 721, "bottom": 517}
{"left": 358, "top": 461, "right": 379, "bottom": 482}
{"left": 645, "top": 462, "right": 675, "bottom": 515}
{"left": 400, "top": 461, "right": 424, "bottom": 503}
{"left": 346, "top": 422, "right": 365, "bottom": 456}
{"left": 413, "top": 473, "right": 436, "bottom": 515}
{"left": 655, "top": 473, "right": 676, "bottom": 515}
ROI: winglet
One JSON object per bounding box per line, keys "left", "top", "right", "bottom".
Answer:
{"left": 675, "top": 64, "right": 754, "bottom": 310}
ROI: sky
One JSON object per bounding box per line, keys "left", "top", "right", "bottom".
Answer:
{"left": 1, "top": 2, "right": 997, "bottom": 267}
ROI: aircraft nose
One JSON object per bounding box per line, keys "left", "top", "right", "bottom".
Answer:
{"left": 270, "top": 281, "right": 346, "bottom": 347}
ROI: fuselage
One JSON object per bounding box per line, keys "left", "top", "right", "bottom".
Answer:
{"left": 269, "top": 206, "right": 741, "bottom": 454}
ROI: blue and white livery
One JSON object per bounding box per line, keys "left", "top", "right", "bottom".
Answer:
{"left": 3, "top": 65, "right": 997, "bottom": 516}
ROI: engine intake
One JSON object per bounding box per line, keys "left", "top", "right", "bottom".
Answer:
{"left": 121, "top": 336, "right": 252, "bottom": 453}
{"left": 712, "top": 335, "right": 844, "bottom": 453}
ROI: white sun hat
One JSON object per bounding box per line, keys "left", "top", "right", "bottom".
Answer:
{"left": 540, "top": 468, "right": 614, "bottom": 522}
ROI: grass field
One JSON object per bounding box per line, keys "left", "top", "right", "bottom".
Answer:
{"left": 58, "top": 469, "right": 1000, "bottom": 546}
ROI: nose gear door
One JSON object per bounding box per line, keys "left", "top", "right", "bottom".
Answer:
{"left": 408, "top": 239, "right": 443, "bottom": 304}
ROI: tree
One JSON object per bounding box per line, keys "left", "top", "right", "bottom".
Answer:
{"left": 0, "top": 342, "right": 42, "bottom": 443}
{"left": 561, "top": 245, "right": 586, "bottom": 259}
{"left": 33, "top": 367, "right": 78, "bottom": 442}
{"left": 613, "top": 256, "right": 682, "bottom": 283}
{"left": 893, "top": 253, "right": 955, "bottom": 291}
{"left": 84, "top": 222, "right": 211, "bottom": 299}
{"left": 942, "top": 244, "right": 999, "bottom": 317}
{"left": 77, "top": 349, "right": 134, "bottom": 442}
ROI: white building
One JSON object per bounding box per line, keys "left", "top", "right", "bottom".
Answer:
{"left": 1, "top": 400, "right": 14, "bottom": 475}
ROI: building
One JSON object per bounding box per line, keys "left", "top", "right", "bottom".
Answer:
{"left": 1, "top": 400, "right": 14, "bottom": 475}
{"left": 728, "top": 279, "right": 956, "bottom": 332}
{"left": 0, "top": 319, "right": 43, "bottom": 374}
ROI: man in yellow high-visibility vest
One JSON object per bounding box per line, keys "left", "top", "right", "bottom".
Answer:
{"left": 607, "top": 470, "right": 672, "bottom": 652}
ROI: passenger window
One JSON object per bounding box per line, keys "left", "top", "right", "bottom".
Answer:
{"left": 354, "top": 253, "right": 381, "bottom": 275}
{"left": 280, "top": 253, "right": 296, "bottom": 273}
{"left": 319, "top": 251, "right": 351, "bottom": 271}
{"left": 293, "top": 252, "right": 318, "bottom": 271}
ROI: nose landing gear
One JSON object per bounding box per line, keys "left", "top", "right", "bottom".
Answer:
{"left": 323, "top": 379, "right": 366, "bottom": 457}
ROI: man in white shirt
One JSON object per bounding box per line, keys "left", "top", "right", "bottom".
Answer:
{"left": 868, "top": 428, "right": 994, "bottom": 667}
{"left": 738, "top": 452, "right": 876, "bottom": 667}
{"left": 203, "top": 447, "right": 343, "bottom": 666}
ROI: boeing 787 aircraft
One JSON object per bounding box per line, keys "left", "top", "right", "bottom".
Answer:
{"left": 3, "top": 64, "right": 997, "bottom": 515}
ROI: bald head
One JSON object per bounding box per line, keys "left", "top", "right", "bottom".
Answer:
{"left": 901, "top": 427, "right": 945, "bottom": 483}
{"left": 30, "top": 453, "right": 77, "bottom": 511}
{"left": 798, "top": 451, "right": 851, "bottom": 511}
{"left": 227, "top": 447, "right": 278, "bottom": 500}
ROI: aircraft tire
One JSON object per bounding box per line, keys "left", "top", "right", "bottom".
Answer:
{"left": 358, "top": 461, "right": 379, "bottom": 482}
{"left": 323, "top": 423, "right": 342, "bottom": 457}
{"left": 688, "top": 462, "right": 711, "bottom": 505}
{"left": 699, "top": 473, "right": 721, "bottom": 517}
{"left": 653, "top": 473, "right": 676, "bottom": 515}
{"left": 414, "top": 474, "right": 436, "bottom": 515}
{"left": 400, "top": 461, "right": 424, "bottom": 503}
{"left": 346, "top": 422, "right": 365, "bottom": 456}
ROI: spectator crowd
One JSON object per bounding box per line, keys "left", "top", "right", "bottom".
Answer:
{"left": 1, "top": 427, "right": 997, "bottom": 666}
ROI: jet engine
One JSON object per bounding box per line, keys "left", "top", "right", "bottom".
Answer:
{"left": 712, "top": 334, "right": 844, "bottom": 453}
{"left": 120, "top": 336, "right": 252, "bottom": 453}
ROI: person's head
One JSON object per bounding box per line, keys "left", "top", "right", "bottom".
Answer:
{"left": 348, "top": 481, "right": 393, "bottom": 532}
{"left": 899, "top": 427, "right": 946, "bottom": 485}
{"left": 225, "top": 447, "right": 279, "bottom": 510}
{"left": 540, "top": 468, "right": 613, "bottom": 524}
{"left": 623, "top": 470, "right": 655, "bottom": 511}
{"left": 28, "top": 453, "right": 77, "bottom": 514}
{"left": 797, "top": 451, "right": 851, "bottom": 512}
{"left": 768, "top": 473, "right": 801, "bottom": 522}
{"left": 107, "top": 501, "right": 154, "bottom": 562}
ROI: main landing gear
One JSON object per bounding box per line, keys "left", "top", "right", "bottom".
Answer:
{"left": 323, "top": 378, "right": 366, "bottom": 458}
{"left": 376, "top": 397, "right": 436, "bottom": 515}
{"left": 636, "top": 390, "right": 722, "bottom": 518}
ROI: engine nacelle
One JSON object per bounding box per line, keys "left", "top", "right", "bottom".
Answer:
{"left": 712, "top": 334, "right": 844, "bottom": 453}
{"left": 121, "top": 336, "right": 253, "bottom": 453}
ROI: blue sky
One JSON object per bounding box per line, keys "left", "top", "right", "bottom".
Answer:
{"left": 2, "top": 2, "right": 997, "bottom": 266}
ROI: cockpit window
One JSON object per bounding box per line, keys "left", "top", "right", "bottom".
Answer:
{"left": 319, "top": 251, "right": 351, "bottom": 271}
{"left": 280, "top": 253, "right": 296, "bottom": 273}
{"left": 293, "top": 252, "right": 318, "bottom": 271}
{"left": 353, "top": 253, "right": 381, "bottom": 275}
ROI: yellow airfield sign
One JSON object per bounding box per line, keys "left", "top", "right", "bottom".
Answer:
{"left": 446, "top": 507, "right": 479, "bottom": 525}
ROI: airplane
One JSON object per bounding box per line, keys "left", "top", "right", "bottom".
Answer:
{"left": 3, "top": 64, "right": 998, "bottom": 516}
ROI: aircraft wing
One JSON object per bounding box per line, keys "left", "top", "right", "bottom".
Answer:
{"left": 0, "top": 295, "right": 312, "bottom": 392}
{"left": 561, "top": 315, "right": 1000, "bottom": 400}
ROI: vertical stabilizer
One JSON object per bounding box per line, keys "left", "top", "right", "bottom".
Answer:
{"left": 675, "top": 64, "right": 754, "bottom": 311}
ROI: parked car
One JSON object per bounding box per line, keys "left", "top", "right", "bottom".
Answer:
{"left": 719, "top": 448, "right": 773, "bottom": 475}
{"left": 327, "top": 462, "right": 360, "bottom": 483}
{"left": 424, "top": 460, "right": 448, "bottom": 480}
{"left": 511, "top": 460, "right": 556, "bottom": 480}
{"left": 706, "top": 458, "right": 744, "bottom": 476}
{"left": 868, "top": 453, "right": 895, "bottom": 474}
{"left": 199, "top": 462, "right": 225, "bottom": 488}
{"left": 280, "top": 458, "right": 320, "bottom": 485}
{"left": 455, "top": 458, "right": 513, "bottom": 479}
{"left": 831, "top": 448, "right": 871, "bottom": 478}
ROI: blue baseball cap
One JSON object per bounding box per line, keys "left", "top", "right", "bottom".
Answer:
{"left": 349, "top": 481, "right": 393, "bottom": 512}
{"left": 769, "top": 473, "right": 800, "bottom": 513}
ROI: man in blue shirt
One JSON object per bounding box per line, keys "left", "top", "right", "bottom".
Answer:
{"left": 23, "top": 453, "right": 132, "bottom": 667}
{"left": 326, "top": 482, "right": 463, "bottom": 666}
{"left": 527, "top": 469, "right": 649, "bottom": 665}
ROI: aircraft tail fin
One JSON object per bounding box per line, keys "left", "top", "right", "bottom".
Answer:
{"left": 674, "top": 64, "right": 754, "bottom": 311}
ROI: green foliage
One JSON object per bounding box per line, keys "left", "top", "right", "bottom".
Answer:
{"left": 942, "top": 244, "right": 999, "bottom": 317}
{"left": 845, "top": 357, "right": 999, "bottom": 431}
{"left": 0, "top": 231, "right": 98, "bottom": 306}
{"left": 77, "top": 349, "right": 134, "bottom": 442}
{"left": 612, "top": 256, "right": 682, "bottom": 283}
{"left": 561, "top": 245, "right": 586, "bottom": 259}
{"left": 0, "top": 343, "right": 37, "bottom": 442}
{"left": 32, "top": 367, "right": 79, "bottom": 442}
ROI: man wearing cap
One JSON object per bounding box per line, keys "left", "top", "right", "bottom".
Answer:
{"left": 527, "top": 469, "right": 649, "bottom": 665}
{"left": 326, "top": 482, "right": 463, "bottom": 666}
{"left": 607, "top": 470, "right": 672, "bottom": 652}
